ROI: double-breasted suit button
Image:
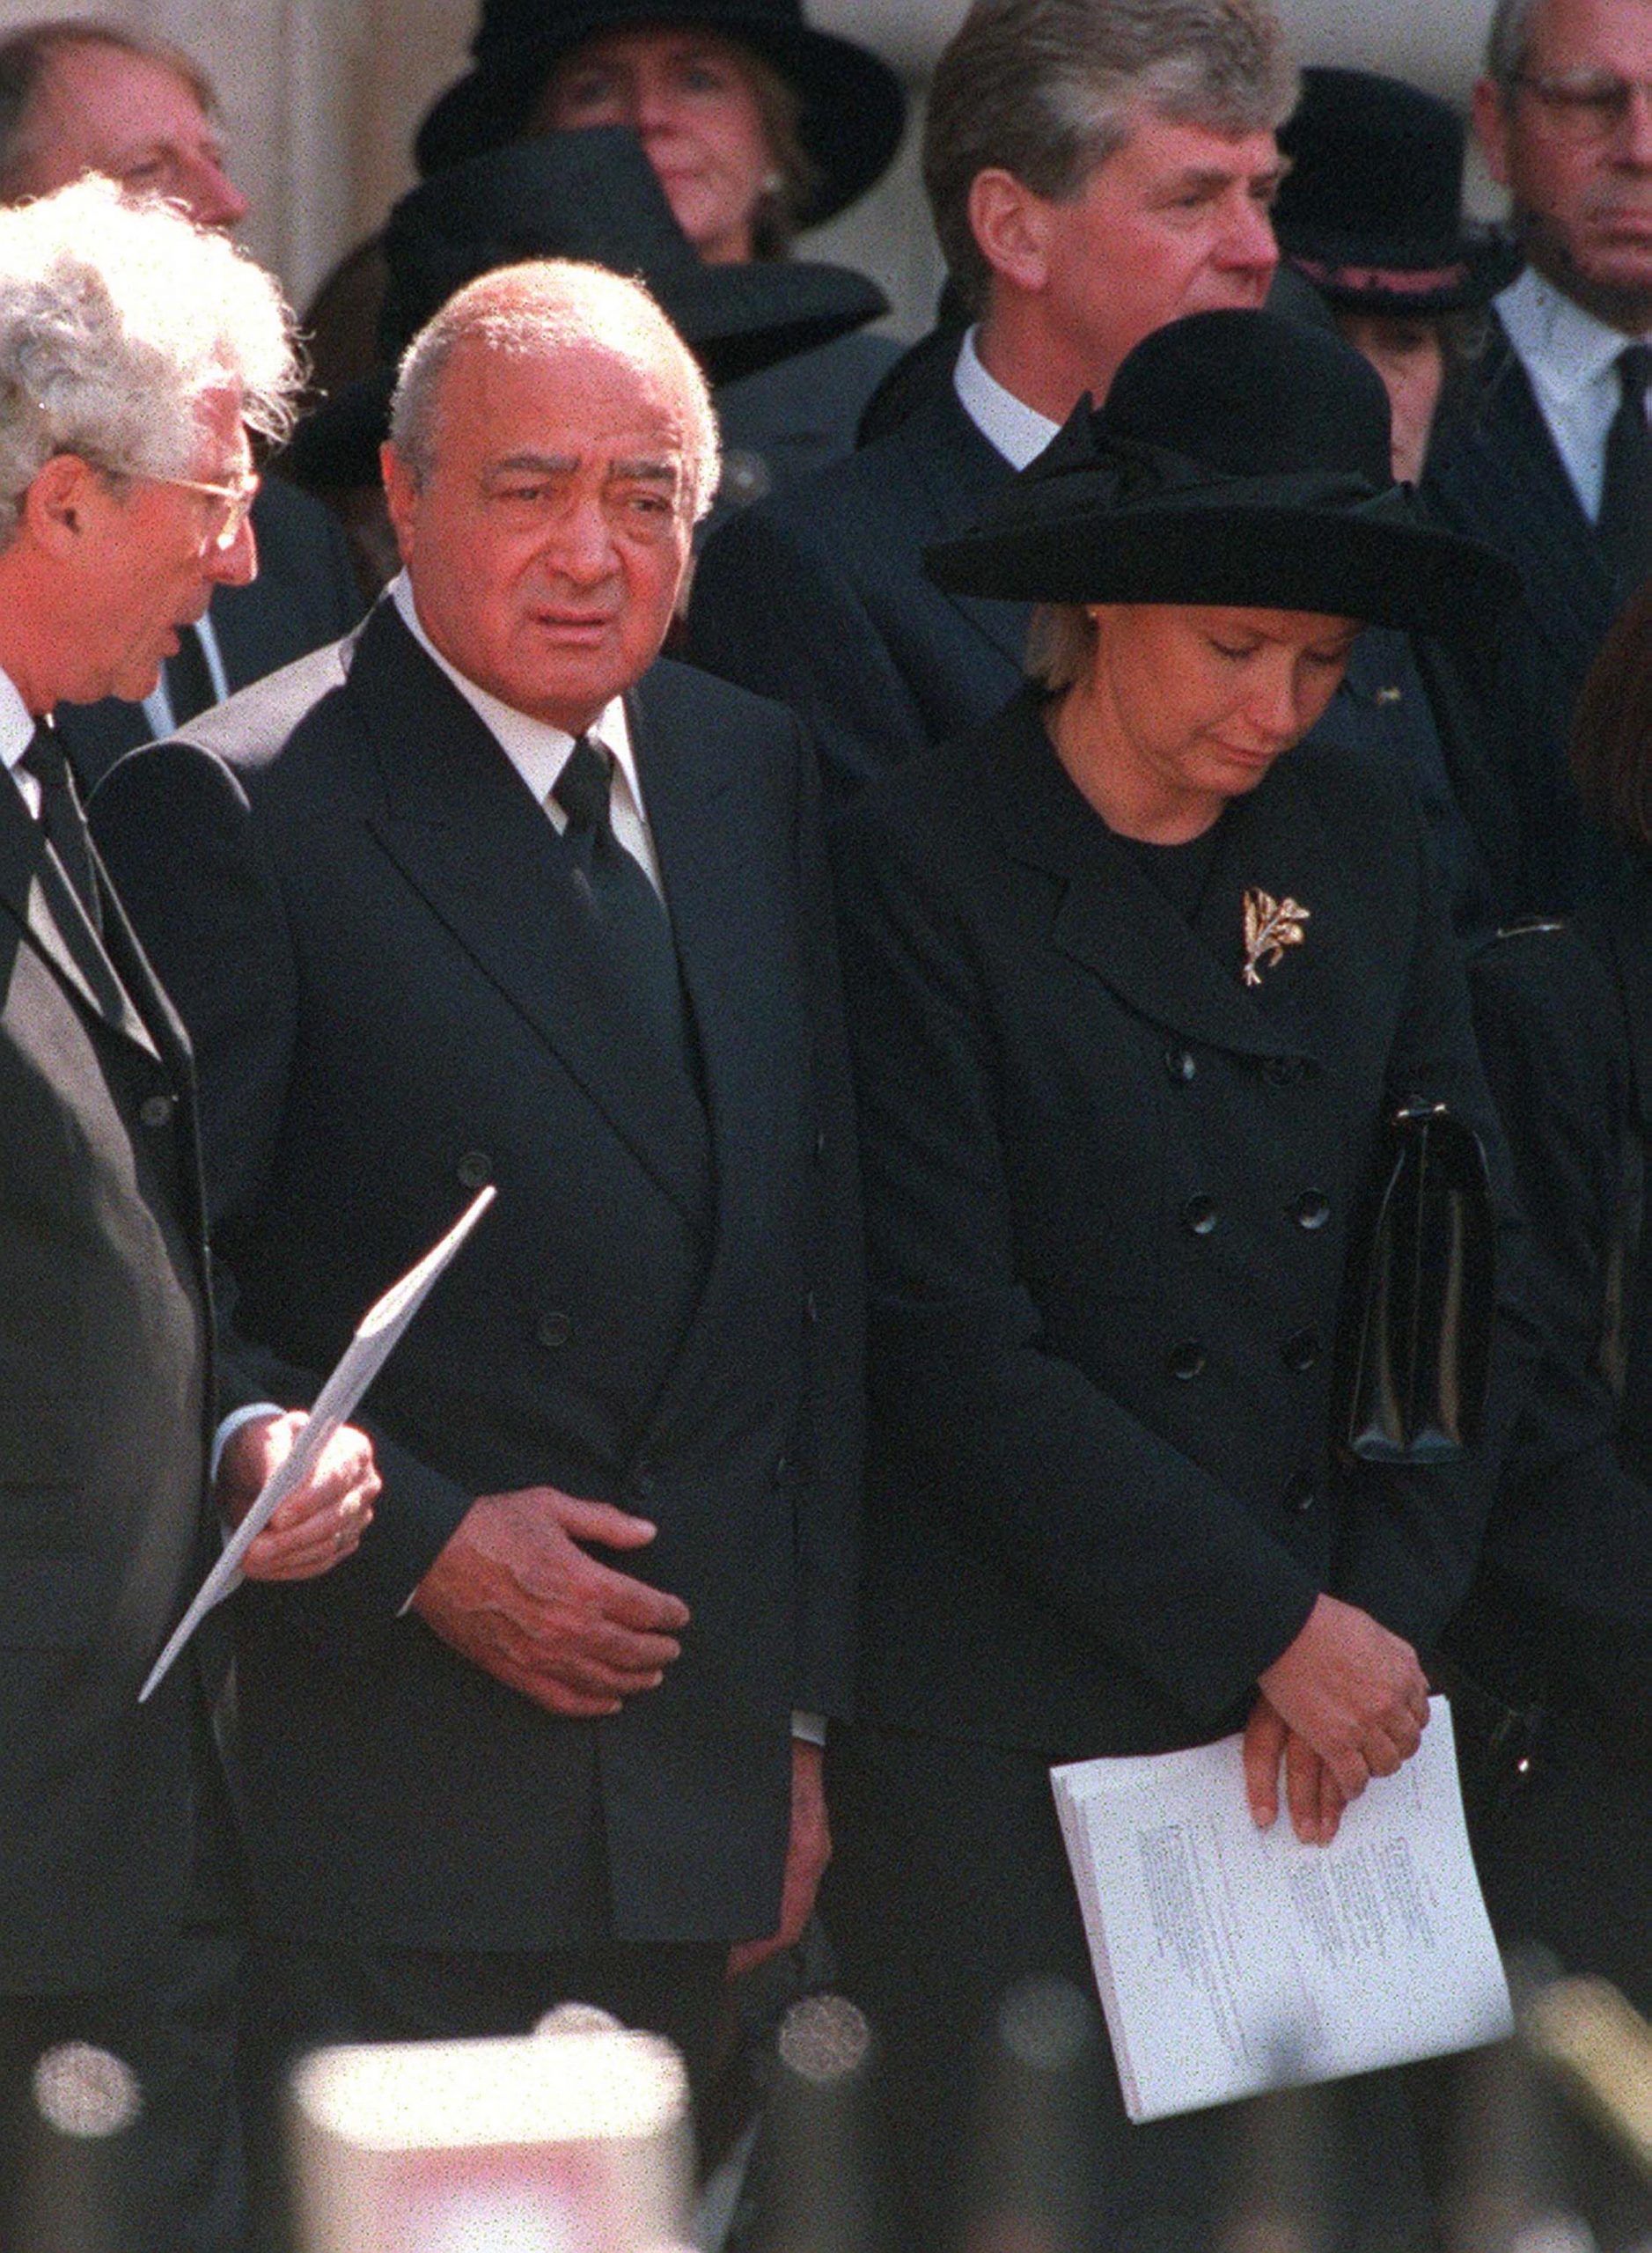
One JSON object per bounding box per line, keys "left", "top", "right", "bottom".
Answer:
{"left": 1182, "top": 1194, "right": 1217, "bottom": 1237}
{"left": 773, "top": 1451, "right": 795, "bottom": 1487}
{"left": 1166, "top": 1341, "right": 1205, "bottom": 1381}
{"left": 535, "top": 1312, "right": 572, "bottom": 1349}
{"left": 1264, "top": 1055, "right": 1306, "bottom": 1089}
{"left": 1281, "top": 1330, "right": 1320, "bottom": 1373}
{"left": 1164, "top": 1046, "right": 1197, "bottom": 1084}
{"left": 804, "top": 1292, "right": 819, "bottom": 1327}
{"left": 456, "top": 1149, "right": 492, "bottom": 1191}
{"left": 813, "top": 1127, "right": 829, "bottom": 1163}
{"left": 628, "top": 1466, "right": 656, "bottom": 1501}
{"left": 1291, "top": 1192, "right": 1331, "bottom": 1230}
{"left": 1281, "top": 1472, "right": 1316, "bottom": 1515}
{"left": 138, "top": 1093, "right": 175, "bottom": 1129}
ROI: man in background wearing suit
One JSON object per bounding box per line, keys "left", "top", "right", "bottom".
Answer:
{"left": 0, "top": 180, "right": 378, "bottom": 2253}
{"left": 0, "top": 17, "right": 364, "bottom": 790}
{"left": 683, "top": 0, "right": 1293, "bottom": 801}
{"left": 93, "top": 261, "right": 863, "bottom": 2123}
{"left": 1427, "top": 0, "right": 1652, "bottom": 908}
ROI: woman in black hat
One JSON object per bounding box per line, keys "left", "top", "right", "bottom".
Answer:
{"left": 824, "top": 309, "right": 1525, "bottom": 2252}
{"left": 1274, "top": 67, "right": 1518, "bottom": 484}
{"left": 306, "top": 0, "right": 906, "bottom": 503}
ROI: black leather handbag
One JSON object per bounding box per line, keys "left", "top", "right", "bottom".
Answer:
{"left": 1339, "top": 1102, "right": 1495, "bottom": 1464}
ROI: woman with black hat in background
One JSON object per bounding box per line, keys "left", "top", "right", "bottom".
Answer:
{"left": 1268, "top": 66, "right": 1527, "bottom": 942}
{"left": 306, "top": 0, "right": 906, "bottom": 509}
{"left": 825, "top": 308, "right": 1526, "bottom": 2253}
{"left": 1272, "top": 66, "right": 1517, "bottom": 485}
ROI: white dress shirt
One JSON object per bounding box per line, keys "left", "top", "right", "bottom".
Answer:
{"left": 1496, "top": 264, "right": 1652, "bottom": 523}
{"left": 141, "top": 612, "right": 229, "bottom": 738}
{"left": 0, "top": 667, "right": 39, "bottom": 816}
{"left": 390, "top": 572, "right": 666, "bottom": 901}
{"left": 953, "top": 327, "right": 1062, "bottom": 470}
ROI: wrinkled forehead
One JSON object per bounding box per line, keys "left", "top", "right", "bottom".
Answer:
{"left": 431, "top": 327, "right": 695, "bottom": 465}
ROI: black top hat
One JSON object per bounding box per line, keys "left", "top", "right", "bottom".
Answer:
{"left": 288, "top": 128, "right": 886, "bottom": 489}
{"left": 415, "top": 0, "right": 906, "bottom": 229}
{"left": 926, "top": 311, "right": 1520, "bottom": 638}
{"left": 1273, "top": 67, "right": 1519, "bottom": 318}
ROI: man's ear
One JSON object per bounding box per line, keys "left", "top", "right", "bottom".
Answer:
{"left": 21, "top": 453, "right": 101, "bottom": 556}
{"left": 968, "top": 167, "right": 1054, "bottom": 293}
{"left": 1472, "top": 75, "right": 1514, "bottom": 189}
{"left": 380, "top": 441, "right": 418, "bottom": 565}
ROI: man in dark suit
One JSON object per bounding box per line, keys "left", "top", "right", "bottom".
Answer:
{"left": 0, "top": 178, "right": 378, "bottom": 2253}
{"left": 0, "top": 18, "right": 363, "bottom": 790}
{"left": 683, "top": 0, "right": 1295, "bottom": 800}
{"left": 92, "top": 259, "right": 863, "bottom": 2112}
{"left": 1425, "top": 0, "right": 1652, "bottom": 909}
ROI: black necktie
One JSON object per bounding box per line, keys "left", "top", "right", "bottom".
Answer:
{"left": 553, "top": 735, "right": 688, "bottom": 1065}
{"left": 166, "top": 623, "right": 217, "bottom": 726}
{"left": 1598, "top": 342, "right": 1652, "bottom": 596}
{"left": 20, "top": 721, "right": 100, "bottom": 931}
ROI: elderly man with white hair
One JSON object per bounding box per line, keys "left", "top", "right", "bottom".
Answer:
{"left": 93, "top": 255, "right": 863, "bottom": 2149}
{"left": 0, "top": 179, "right": 379, "bottom": 2253}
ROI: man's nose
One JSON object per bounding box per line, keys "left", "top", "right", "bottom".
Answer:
{"left": 210, "top": 509, "right": 257, "bottom": 588}
{"left": 184, "top": 154, "right": 250, "bottom": 232}
{"left": 1221, "top": 194, "right": 1280, "bottom": 277}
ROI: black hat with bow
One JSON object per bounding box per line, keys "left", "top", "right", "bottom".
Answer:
{"left": 925, "top": 310, "right": 1520, "bottom": 636}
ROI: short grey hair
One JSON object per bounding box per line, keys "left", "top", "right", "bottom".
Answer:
{"left": 1484, "top": 0, "right": 1546, "bottom": 87}
{"left": 924, "top": 0, "right": 1297, "bottom": 313}
{"left": 0, "top": 18, "right": 217, "bottom": 201}
{"left": 0, "top": 176, "right": 297, "bottom": 550}
{"left": 388, "top": 259, "right": 722, "bottom": 525}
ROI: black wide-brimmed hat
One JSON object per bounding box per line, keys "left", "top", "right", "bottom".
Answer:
{"left": 1274, "top": 67, "right": 1519, "bottom": 318}
{"left": 925, "top": 311, "right": 1520, "bottom": 637}
{"left": 415, "top": 0, "right": 906, "bottom": 227}
{"left": 289, "top": 128, "right": 886, "bottom": 489}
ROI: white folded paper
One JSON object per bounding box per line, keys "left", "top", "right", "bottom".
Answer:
{"left": 1051, "top": 1698, "right": 1512, "bottom": 2122}
{"left": 139, "top": 1185, "right": 496, "bottom": 1703}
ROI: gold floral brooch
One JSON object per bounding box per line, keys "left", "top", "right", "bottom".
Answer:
{"left": 1242, "top": 888, "right": 1310, "bottom": 988}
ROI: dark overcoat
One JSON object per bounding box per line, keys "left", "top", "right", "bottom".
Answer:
{"left": 91, "top": 598, "right": 863, "bottom": 1948}
{"left": 832, "top": 690, "right": 1517, "bottom": 1761}
{"left": 0, "top": 755, "right": 216, "bottom": 1992}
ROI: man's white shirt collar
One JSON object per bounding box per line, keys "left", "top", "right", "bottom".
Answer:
{"left": 389, "top": 571, "right": 662, "bottom": 892}
{"left": 1497, "top": 265, "right": 1652, "bottom": 520}
{"left": 0, "top": 667, "right": 39, "bottom": 814}
{"left": 953, "top": 326, "right": 1061, "bottom": 470}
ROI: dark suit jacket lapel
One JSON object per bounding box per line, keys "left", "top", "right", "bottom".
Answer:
{"left": 1433, "top": 318, "right": 1613, "bottom": 647}
{"left": 628, "top": 669, "right": 796, "bottom": 1429}
{"left": 0, "top": 777, "right": 163, "bottom": 1060}
{"left": 356, "top": 605, "right": 709, "bottom": 1230}
{"left": 903, "top": 389, "right": 1031, "bottom": 671}
{"left": 982, "top": 693, "right": 1323, "bottom": 1060}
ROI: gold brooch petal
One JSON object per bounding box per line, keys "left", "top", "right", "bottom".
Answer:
{"left": 1242, "top": 888, "right": 1310, "bottom": 987}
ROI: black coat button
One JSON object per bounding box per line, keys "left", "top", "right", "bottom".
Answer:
{"left": 1182, "top": 1194, "right": 1218, "bottom": 1237}
{"left": 1164, "top": 1046, "right": 1197, "bottom": 1083}
{"left": 629, "top": 1468, "right": 656, "bottom": 1501}
{"left": 1281, "top": 1330, "right": 1321, "bottom": 1373}
{"left": 535, "top": 1311, "right": 572, "bottom": 1349}
{"left": 1282, "top": 1473, "right": 1317, "bottom": 1515}
{"left": 138, "top": 1093, "right": 175, "bottom": 1129}
{"left": 456, "top": 1149, "right": 492, "bottom": 1190}
{"left": 804, "top": 1292, "right": 819, "bottom": 1327}
{"left": 1264, "top": 1056, "right": 1306, "bottom": 1088}
{"left": 813, "top": 1127, "right": 829, "bottom": 1163}
{"left": 1292, "top": 1192, "right": 1331, "bottom": 1230}
{"left": 1167, "top": 1341, "right": 1206, "bottom": 1381}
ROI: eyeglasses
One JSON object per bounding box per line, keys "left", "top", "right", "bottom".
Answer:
{"left": 144, "top": 469, "right": 261, "bottom": 553}
{"left": 1512, "top": 71, "right": 1652, "bottom": 140}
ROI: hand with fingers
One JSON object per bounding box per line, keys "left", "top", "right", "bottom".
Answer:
{"left": 216, "top": 1408, "right": 381, "bottom": 1582}
{"left": 410, "top": 1486, "right": 691, "bottom": 1717}
{"left": 1244, "top": 1592, "right": 1431, "bottom": 1843}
